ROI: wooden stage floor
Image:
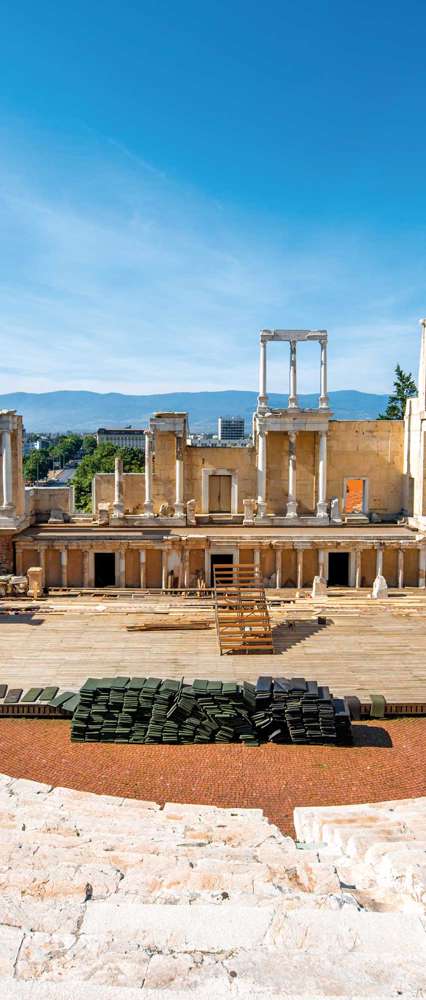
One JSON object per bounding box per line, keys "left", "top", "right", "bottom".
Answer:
{"left": 1, "top": 590, "right": 426, "bottom": 702}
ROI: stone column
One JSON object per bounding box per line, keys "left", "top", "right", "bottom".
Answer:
{"left": 161, "top": 548, "right": 168, "bottom": 590}
{"left": 143, "top": 430, "right": 154, "bottom": 516}
{"left": 296, "top": 548, "right": 304, "bottom": 590}
{"left": 174, "top": 437, "right": 184, "bottom": 517}
{"left": 15, "top": 547, "right": 23, "bottom": 576}
{"left": 316, "top": 431, "right": 328, "bottom": 519}
{"left": 1, "top": 430, "right": 14, "bottom": 511}
{"left": 182, "top": 548, "right": 190, "bottom": 588}
{"left": 204, "top": 544, "right": 210, "bottom": 586}
{"left": 288, "top": 341, "right": 298, "bottom": 408}
{"left": 418, "top": 548, "right": 426, "bottom": 588}
{"left": 318, "top": 549, "right": 326, "bottom": 579}
{"left": 275, "top": 547, "right": 282, "bottom": 589}
{"left": 139, "top": 549, "right": 146, "bottom": 589}
{"left": 39, "top": 547, "right": 46, "bottom": 590}
{"left": 83, "top": 551, "right": 90, "bottom": 588}
{"left": 113, "top": 457, "right": 124, "bottom": 517}
{"left": 286, "top": 432, "right": 298, "bottom": 518}
{"left": 118, "top": 548, "right": 126, "bottom": 588}
{"left": 319, "top": 338, "right": 329, "bottom": 408}
{"left": 60, "top": 548, "right": 68, "bottom": 588}
{"left": 355, "top": 549, "right": 362, "bottom": 589}
{"left": 258, "top": 338, "right": 268, "bottom": 409}
{"left": 376, "top": 547, "right": 384, "bottom": 577}
{"left": 88, "top": 551, "right": 95, "bottom": 588}
{"left": 254, "top": 546, "right": 261, "bottom": 577}
{"left": 256, "top": 422, "right": 267, "bottom": 518}
{"left": 398, "top": 548, "right": 404, "bottom": 590}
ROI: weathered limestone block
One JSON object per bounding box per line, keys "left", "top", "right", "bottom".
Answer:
{"left": 97, "top": 503, "right": 110, "bottom": 526}
{"left": 312, "top": 575, "right": 328, "bottom": 599}
{"left": 330, "top": 496, "right": 342, "bottom": 524}
{"left": 143, "top": 952, "right": 230, "bottom": 992}
{"left": 48, "top": 508, "right": 65, "bottom": 523}
{"left": 27, "top": 566, "right": 44, "bottom": 598}
{"left": 82, "top": 900, "right": 273, "bottom": 951}
{"left": 16, "top": 931, "right": 151, "bottom": 987}
{"left": 0, "top": 924, "right": 24, "bottom": 977}
{"left": 159, "top": 502, "right": 174, "bottom": 517}
{"left": 243, "top": 498, "right": 256, "bottom": 525}
{"left": 186, "top": 499, "right": 196, "bottom": 525}
{"left": 372, "top": 573, "right": 388, "bottom": 598}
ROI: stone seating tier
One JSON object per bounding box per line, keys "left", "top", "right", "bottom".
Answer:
{"left": 0, "top": 773, "right": 425, "bottom": 997}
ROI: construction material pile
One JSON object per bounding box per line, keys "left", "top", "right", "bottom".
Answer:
{"left": 71, "top": 675, "right": 352, "bottom": 746}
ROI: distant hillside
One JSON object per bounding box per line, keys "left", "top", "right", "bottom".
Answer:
{"left": 0, "top": 389, "right": 390, "bottom": 433}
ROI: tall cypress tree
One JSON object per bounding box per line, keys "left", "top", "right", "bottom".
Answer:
{"left": 379, "top": 364, "right": 417, "bottom": 419}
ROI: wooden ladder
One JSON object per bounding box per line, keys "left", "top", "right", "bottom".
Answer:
{"left": 213, "top": 563, "right": 274, "bottom": 655}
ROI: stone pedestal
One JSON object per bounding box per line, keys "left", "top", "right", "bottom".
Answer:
{"left": 312, "top": 575, "right": 328, "bottom": 599}
{"left": 186, "top": 499, "right": 196, "bottom": 526}
{"left": 98, "top": 504, "right": 110, "bottom": 526}
{"left": 330, "top": 497, "right": 342, "bottom": 524}
{"left": 372, "top": 574, "right": 388, "bottom": 599}
{"left": 27, "top": 566, "right": 44, "bottom": 599}
{"left": 243, "top": 498, "right": 256, "bottom": 526}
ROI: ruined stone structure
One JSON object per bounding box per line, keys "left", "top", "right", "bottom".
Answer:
{"left": 4, "top": 322, "right": 426, "bottom": 591}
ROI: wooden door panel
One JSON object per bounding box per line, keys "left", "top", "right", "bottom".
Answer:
{"left": 345, "top": 478, "right": 364, "bottom": 513}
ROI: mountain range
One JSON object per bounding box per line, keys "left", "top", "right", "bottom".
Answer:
{"left": 0, "top": 389, "right": 390, "bottom": 433}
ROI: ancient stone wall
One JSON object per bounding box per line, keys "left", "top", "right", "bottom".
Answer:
{"left": 328, "top": 420, "right": 404, "bottom": 515}
{"left": 0, "top": 533, "right": 14, "bottom": 573}
{"left": 186, "top": 444, "right": 256, "bottom": 513}
{"left": 93, "top": 473, "right": 145, "bottom": 514}
{"left": 26, "top": 486, "right": 73, "bottom": 519}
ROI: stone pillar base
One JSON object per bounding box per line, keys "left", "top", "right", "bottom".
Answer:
{"left": 256, "top": 501, "right": 267, "bottom": 519}
{"left": 286, "top": 500, "right": 298, "bottom": 518}
{"left": 319, "top": 395, "right": 329, "bottom": 409}
{"left": 142, "top": 502, "right": 154, "bottom": 517}
{"left": 173, "top": 503, "right": 185, "bottom": 518}
{"left": 112, "top": 503, "right": 124, "bottom": 517}
{"left": 316, "top": 501, "right": 328, "bottom": 519}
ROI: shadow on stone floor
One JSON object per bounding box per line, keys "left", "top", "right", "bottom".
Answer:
{"left": 0, "top": 613, "right": 44, "bottom": 626}
{"left": 271, "top": 617, "right": 331, "bottom": 653}
{"left": 351, "top": 724, "right": 393, "bottom": 748}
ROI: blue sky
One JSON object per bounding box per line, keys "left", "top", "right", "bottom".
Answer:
{"left": 1, "top": 0, "right": 426, "bottom": 395}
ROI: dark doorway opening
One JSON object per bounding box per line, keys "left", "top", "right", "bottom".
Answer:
{"left": 94, "top": 552, "right": 116, "bottom": 587}
{"left": 210, "top": 552, "right": 233, "bottom": 587}
{"left": 328, "top": 552, "right": 349, "bottom": 587}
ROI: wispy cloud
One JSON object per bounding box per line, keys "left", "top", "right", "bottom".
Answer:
{"left": 0, "top": 133, "right": 425, "bottom": 395}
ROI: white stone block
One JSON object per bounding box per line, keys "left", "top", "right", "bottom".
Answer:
{"left": 372, "top": 573, "right": 388, "bottom": 598}
{"left": 82, "top": 901, "right": 273, "bottom": 951}
{"left": 312, "top": 575, "right": 327, "bottom": 598}
{"left": 0, "top": 924, "right": 24, "bottom": 977}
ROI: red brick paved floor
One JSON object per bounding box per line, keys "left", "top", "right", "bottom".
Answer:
{"left": 0, "top": 719, "right": 425, "bottom": 836}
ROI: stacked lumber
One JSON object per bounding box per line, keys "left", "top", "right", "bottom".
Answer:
{"left": 214, "top": 563, "right": 274, "bottom": 654}
{"left": 70, "top": 675, "right": 352, "bottom": 746}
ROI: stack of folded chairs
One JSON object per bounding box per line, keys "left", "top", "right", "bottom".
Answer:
{"left": 71, "top": 675, "right": 352, "bottom": 746}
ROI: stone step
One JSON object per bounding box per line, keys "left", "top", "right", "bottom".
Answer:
{"left": 2, "top": 908, "right": 426, "bottom": 996}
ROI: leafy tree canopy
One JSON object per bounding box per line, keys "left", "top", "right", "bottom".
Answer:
{"left": 23, "top": 449, "right": 50, "bottom": 483}
{"left": 379, "top": 364, "right": 417, "bottom": 420}
{"left": 73, "top": 444, "right": 145, "bottom": 512}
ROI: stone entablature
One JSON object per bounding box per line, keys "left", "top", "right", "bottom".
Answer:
{"left": 14, "top": 525, "right": 425, "bottom": 591}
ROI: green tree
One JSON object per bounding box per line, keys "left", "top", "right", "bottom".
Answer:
{"left": 379, "top": 364, "right": 417, "bottom": 420}
{"left": 23, "top": 449, "right": 50, "bottom": 483}
{"left": 49, "top": 434, "right": 83, "bottom": 465}
{"left": 82, "top": 434, "right": 97, "bottom": 455}
{"left": 73, "top": 444, "right": 145, "bottom": 512}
